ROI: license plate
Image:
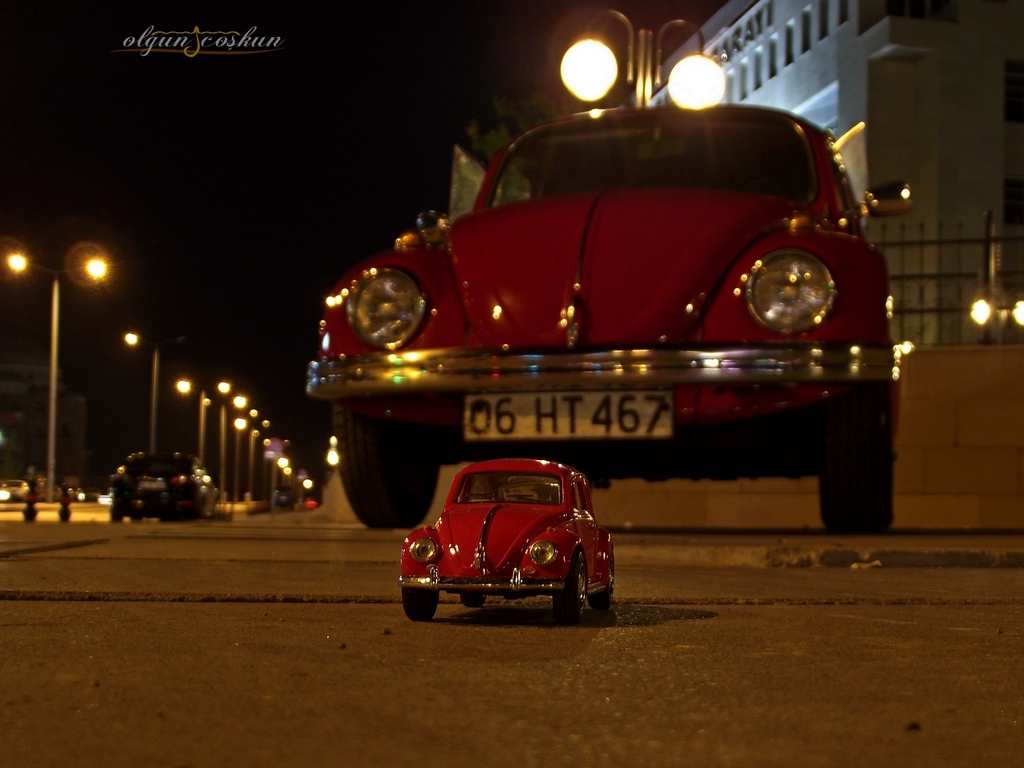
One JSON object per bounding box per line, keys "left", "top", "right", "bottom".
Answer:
{"left": 463, "top": 391, "right": 673, "bottom": 441}
{"left": 139, "top": 479, "right": 167, "bottom": 491}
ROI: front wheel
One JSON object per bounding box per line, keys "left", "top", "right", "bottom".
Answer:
{"left": 334, "top": 406, "right": 441, "bottom": 529}
{"left": 553, "top": 550, "right": 587, "bottom": 625}
{"left": 459, "top": 593, "right": 485, "bottom": 608}
{"left": 402, "top": 588, "right": 439, "bottom": 622}
{"left": 820, "top": 383, "right": 894, "bottom": 533}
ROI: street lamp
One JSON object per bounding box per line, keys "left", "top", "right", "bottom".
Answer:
{"left": 560, "top": 11, "right": 725, "bottom": 109}
{"left": 233, "top": 416, "right": 247, "bottom": 504}
{"left": 6, "top": 245, "right": 109, "bottom": 501}
{"left": 124, "top": 332, "right": 185, "bottom": 452}
{"left": 216, "top": 380, "right": 231, "bottom": 500}
{"left": 175, "top": 379, "right": 210, "bottom": 464}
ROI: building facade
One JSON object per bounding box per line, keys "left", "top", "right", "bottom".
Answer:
{"left": 673, "top": 0, "right": 1024, "bottom": 344}
{"left": 0, "top": 338, "right": 87, "bottom": 486}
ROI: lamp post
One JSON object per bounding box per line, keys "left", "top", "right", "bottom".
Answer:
{"left": 124, "top": 333, "right": 185, "bottom": 453}
{"left": 215, "top": 381, "right": 231, "bottom": 500}
{"left": 233, "top": 415, "right": 247, "bottom": 504}
{"left": 246, "top": 408, "right": 259, "bottom": 501}
{"left": 6, "top": 246, "right": 109, "bottom": 501}
{"left": 175, "top": 379, "right": 210, "bottom": 464}
{"left": 560, "top": 11, "right": 725, "bottom": 109}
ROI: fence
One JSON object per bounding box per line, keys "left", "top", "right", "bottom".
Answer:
{"left": 871, "top": 216, "right": 1024, "bottom": 346}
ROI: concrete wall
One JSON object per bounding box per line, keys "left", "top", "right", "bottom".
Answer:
{"left": 590, "top": 346, "right": 1024, "bottom": 530}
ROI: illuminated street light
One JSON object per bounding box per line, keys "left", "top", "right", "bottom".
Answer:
{"left": 216, "top": 381, "right": 231, "bottom": 500}
{"left": 233, "top": 416, "right": 247, "bottom": 503}
{"left": 124, "top": 332, "right": 185, "bottom": 453}
{"left": 175, "top": 379, "right": 210, "bottom": 464}
{"left": 5, "top": 245, "right": 109, "bottom": 501}
{"left": 561, "top": 11, "right": 724, "bottom": 109}
{"left": 970, "top": 299, "right": 992, "bottom": 326}
{"left": 327, "top": 435, "right": 340, "bottom": 467}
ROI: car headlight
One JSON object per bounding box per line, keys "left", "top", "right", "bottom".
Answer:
{"left": 409, "top": 537, "right": 439, "bottom": 564}
{"left": 0, "top": 490, "right": 10, "bottom": 501}
{"left": 347, "top": 268, "right": 427, "bottom": 349}
{"left": 529, "top": 540, "right": 558, "bottom": 566}
{"left": 746, "top": 250, "right": 835, "bottom": 333}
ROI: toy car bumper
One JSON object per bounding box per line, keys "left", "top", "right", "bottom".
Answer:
{"left": 307, "top": 343, "right": 898, "bottom": 399}
{"left": 399, "top": 566, "right": 564, "bottom": 593}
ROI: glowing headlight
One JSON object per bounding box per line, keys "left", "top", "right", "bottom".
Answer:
{"left": 409, "top": 537, "right": 439, "bottom": 564}
{"left": 746, "top": 250, "right": 835, "bottom": 333}
{"left": 347, "top": 268, "right": 427, "bottom": 349}
{"left": 0, "top": 490, "right": 10, "bottom": 501}
{"left": 529, "top": 540, "right": 558, "bottom": 566}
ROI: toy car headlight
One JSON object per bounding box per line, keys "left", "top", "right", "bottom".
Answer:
{"left": 529, "top": 540, "right": 558, "bottom": 566}
{"left": 746, "top": 250, "right": 835, "bottom": 333}
{"left": 347, "top": 268, "right": 427, "bottom": 349}
{"left": 409, "top": 537, "right": 439, "bottom": 564}
{"left": 0, "top": 490, "right": 10, "bottom": 501}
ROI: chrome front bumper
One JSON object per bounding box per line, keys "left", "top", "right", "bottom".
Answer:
{"left": 307, "top": 343, "right": 898, "bottom": 399}
{"left": 399, "top": 566, "right": 564, "bottom": 593}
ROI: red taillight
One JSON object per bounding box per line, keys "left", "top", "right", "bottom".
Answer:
{"left": 170, "top": 474, "right": 188, "bottom": 486}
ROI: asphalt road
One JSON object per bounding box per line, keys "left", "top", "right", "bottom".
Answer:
{"left": 1, "top": 511, "right": 1022, "bottom": 767}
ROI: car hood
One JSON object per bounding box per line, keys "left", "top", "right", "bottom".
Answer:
{"left": 447, "top": 189, "right": 799, "bottom": 348}
{"left": 439, "top": 505, "right": 569, "bottom": 573}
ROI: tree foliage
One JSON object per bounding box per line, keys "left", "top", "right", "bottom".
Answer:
{"left": 466, "top": 93, "right": 564, "bottom": 160}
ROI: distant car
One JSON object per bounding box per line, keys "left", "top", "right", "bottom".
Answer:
{"left": 308, "top": 105, "right": 912, "bottom": 535}
{"left": 110, "top": 452, "right": 216, "bottom": 521}
{"left": 77, "top": 487, "right": 102, "bottom": 503}
{"left": 399, "top": 458, "right": 614, "bottom": 624}
{"left": 273, "top": 486, "right": 295, "bottom": 509}
{"left": 0, "top": 479, "right": 30, "bottom": 503}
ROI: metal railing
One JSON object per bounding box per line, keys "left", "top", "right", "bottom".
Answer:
{"left": 871, "top": 215, "right": 1024, "bottom": 345}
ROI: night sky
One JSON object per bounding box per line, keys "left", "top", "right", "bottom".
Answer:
{"left": 0, "top": 1, "right": 723, "bottom": 483}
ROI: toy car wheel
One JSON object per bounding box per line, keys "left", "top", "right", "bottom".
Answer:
{"left": 587, "top": 553, "right": 614, "bottom": 610}
{"left": 334, "top": 406, "right": 441, "bottom": 529}
{"left": 402, "top": 587, "right": 439, "bottom": 622}
{"left": 110, "top": 508, "right": 124, "bottom": 522}
{"left": 553, "top": 550, "right": 587, "bottom": 625}
{"left": 58, "top": 508, "right": 70, "bottom": 522}
{"left": 820, "top": 383, "right": 894, "bottom": 534}
{"left": 129, "top": 511, "right": 143, "bottom": 521}
{"left": 459, "top": 593, "right": 485, "bottom": 608}
{"left": 22, "top": 509, "right": 37, "bottom": 522}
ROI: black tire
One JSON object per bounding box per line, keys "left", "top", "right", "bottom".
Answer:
{"left": 587, "top": 552, "right": 614, "bottom": 610}
{"left": 459, "top": 593, "right": 485, "bottom": 608}
{"left": 402, "top": 588, "right": 439, "bottom": 622}
{"left": 23, "top": 508, "right": 37, "bottom": 522}
{"left": 58, "top": 507, "right": 71, "bottom": 522}
{"left": 334, "top": 406, "right": 441, "bottom": 529}
{"left": 820, "top": 382, "right": 894, "bottom": 533}
{"left": 553, "top": 550, "right": 587, "bottom": 625}
{"left": 110, "top": 507, "right": 124, "bottom": 522}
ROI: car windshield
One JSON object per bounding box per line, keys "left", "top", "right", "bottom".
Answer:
{"left": 491, "top": 108, "right": 815, "bottom": 206}
{"left": 125, "top": 457, "right": 193, "bottom": 476}
{"left": 457, "top": 472, "right": 562, "bottom": 505}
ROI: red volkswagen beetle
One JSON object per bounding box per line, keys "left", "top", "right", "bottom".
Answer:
{"left": 307, "top": 105, "right": 911, "bottom": 534}
{"left": 398, "top": 459, "right": 613, "bottom": 624}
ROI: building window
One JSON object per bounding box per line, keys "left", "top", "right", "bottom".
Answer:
{"left": 1007, "top": 60, "right": 1024, "bottom": 122}
{"left": 801, "top": 9, "right": 812, "bottom": 53}
{"left": 769, "top": 37, "right": 778, "bottom": 78}
{"left": 839, "top": 0, "right": 849, "bottom": 24}
{"left": 819, "top": 0, "right": 829, "bottom": 39}
{"left": 1006, "top": 178, "right": 1024, "bottom": 225}
{"left": 785, "top": 22, "right": 794, "bottom": 65}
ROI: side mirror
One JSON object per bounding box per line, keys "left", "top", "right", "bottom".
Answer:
{"left": 415, "top": 210, "right": 450, "bottom": 247}
{"left": 861, "top": 181, "right": 912, "bottom": 217}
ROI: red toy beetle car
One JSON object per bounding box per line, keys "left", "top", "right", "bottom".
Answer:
{"left": 399, "top": 459, "right": 613, "bottom": 624}
{"left": 308, "top": 105, "right": 911, "bottom": 534}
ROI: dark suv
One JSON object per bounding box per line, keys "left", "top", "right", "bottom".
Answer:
{"left": 110, "top": 452, "right": 216, "bottom": 521}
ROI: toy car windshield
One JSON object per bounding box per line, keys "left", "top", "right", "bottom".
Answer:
{"left": 492, "top": 109, "right": 816, "bottom": 206}
{"left": 456, "top": 472, "right": 562, "bottom": 505}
